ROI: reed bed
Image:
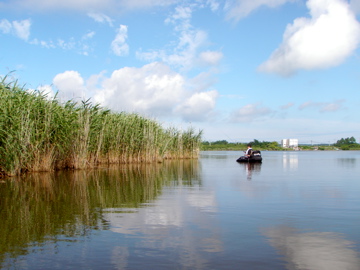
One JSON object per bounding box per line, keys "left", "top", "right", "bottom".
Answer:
{"left": 0, "top": 77, "right": 202, "bottom": 177}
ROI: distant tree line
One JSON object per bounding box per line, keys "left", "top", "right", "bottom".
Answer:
{"left": 247, "top": 139, "right": 280, "bottom": 149}
{"left": 201, "top": 137, "right": 360, "bottom": 151}
{"left": 201, "top": 139, "right": 282, "bottom": 151}
{"left": 334, "top": 136, "right": 359, "bottom": 150}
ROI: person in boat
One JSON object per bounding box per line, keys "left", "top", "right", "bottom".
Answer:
{"left": 244, "top": 144, "right": 253, "bottom": 158}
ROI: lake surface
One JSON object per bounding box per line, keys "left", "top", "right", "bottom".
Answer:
{"left": 1, "top": 151, "right": 360, "bottom": 270}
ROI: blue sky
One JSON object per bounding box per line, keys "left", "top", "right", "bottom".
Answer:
{"left": 1, "top": 0, "right": 360, "bottom": 144}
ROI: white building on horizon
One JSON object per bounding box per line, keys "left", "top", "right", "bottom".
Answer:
{"left": 281, "top": 139, "right": 298, "bottom": 148}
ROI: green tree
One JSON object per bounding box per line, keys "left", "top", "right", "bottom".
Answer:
{"left": 213, "top": 140, "right": 228, "bottom": 145}
{"left": 335, "top": 136, "right": 357, "bottom": 146}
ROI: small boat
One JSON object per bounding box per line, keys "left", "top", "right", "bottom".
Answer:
{"left": 236, "top": 150, "right": 262, "bottom": 163}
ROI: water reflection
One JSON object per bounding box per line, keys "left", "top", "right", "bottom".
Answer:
{"left": 263, "top": 226, "right": 360, "bottom": 270}
{"left": 282, "top": 153, "right": 298, "bottom": 171}
{"left": 0, "top": 160, "right": 201, "bottom": 268}
{"left": 337, "top": 158, "right": 356, "bottom": 168}
{"left": 200, "top": 151, "right": 229, "bottom": 160}
{"left": 104, "top": 189, "right": 222, "bottom": 267}
{"left": 1, "top": 151, "right": 359, "bottom": 269}
{"left": 104, "top": 166, "right": 222, "bottom": 267}
{"left": 238, "top": 163, "right": 262, "bottom": 180}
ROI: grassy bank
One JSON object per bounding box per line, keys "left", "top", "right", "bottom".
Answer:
{"left": 0, "top": 77, "right": 202, "bottom": 177}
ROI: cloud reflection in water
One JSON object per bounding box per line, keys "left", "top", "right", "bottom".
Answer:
{"left": 263, "top": 226, "right": 360, "bottom": 270}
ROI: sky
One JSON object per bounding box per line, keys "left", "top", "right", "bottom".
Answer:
{"left": 1, "top": 0, "right": 360, "bottom": 144}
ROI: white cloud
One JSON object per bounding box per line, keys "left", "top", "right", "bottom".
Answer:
{"left": 0, "top": 19, "right": 31, "bottom": 40}
{"left": 198, "top": 51, "right": 223, "bottom": 66}
{"left": 167, "top": 28, "right": 209, "bottom": 69}
{"left": 137, "top": 4, "right": 222, "bottom": 71}
{"left": 87, "top": 12, "right": 114, "bottom": 26}
{"left": 12, "top": 19, "right": 31, "bottom": 40}
{"left": 90, "top": 62, "right": 218, "bottom": 121}
{"left": 224, "top": 0, "right": 295, "bottom": 21}
{"left": 165, "top": 5, "right": 192, "bottom": 25}
{"left": 82, "top": 31, "right": 95, "bottom": 40}
{"left": 320, "top": 102, "right": 344, "bottom": 112}
{"left": 53, "top": 71, "right": 87, "bottom": 102}
{"left": 36, "top": 85, "right": 56, "bottom": 100}
{"left": 350, "top": 0, "right": 360, "bottom": 14}
{"left": 258, "top": 0, "right": 360, "bottom": 76}
{"left": 280, "top": 102, "right": 294, "bottom": 109}
{"left": 1, "top": 0, "right": 178, "bottom": 13}
{"left": 57, "top": 38, "right": 76, "bottom": 50}
{"left": 206, "top": 0, "right": 220, "bottom": 11}
{"left": 30, "top": 35, "right": 93, "bottom": 55}
{"left": 175, "top": 90, "right": 218, "bottom": 121}
{"left": 0, "top": 18, "right": 93, "bottom": 55}
{"left": 230, "top": 103, "right": 273, "bottom": 122}
{"left": 299, "top": 100, "right": 345, "bottom": 112}
{"left": 0, "top": 19, "right": 12, "bottom": 33}
{"left": 299, "top": 101, "right": 317, "bottom": 110}
{"left": 111, "top": 25, "right": 129, "bottom": 56}
{"left": 119, "top": 0, "right": 179, "bottom": 9}
{"left": 31, "top": 39, "right": 56, "bottom": 48}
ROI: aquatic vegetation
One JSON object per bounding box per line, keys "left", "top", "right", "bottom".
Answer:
{"left": 0, "top": 77, "right": 202, "bottom": 176}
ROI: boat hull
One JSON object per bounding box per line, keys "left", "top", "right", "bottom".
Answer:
{"left": 236, "top": 156, "right": 262, "bottom": 163}
{"left": 236, "top": 150, "right": 262, "bottom": 163}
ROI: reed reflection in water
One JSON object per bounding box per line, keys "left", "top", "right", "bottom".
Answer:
{"left": 0, "top": 160, "right": 202, "bottom": 269}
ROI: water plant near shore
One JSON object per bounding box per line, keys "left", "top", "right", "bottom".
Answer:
{"left": 0, "top": 77, "right": 202, "bottom": 177}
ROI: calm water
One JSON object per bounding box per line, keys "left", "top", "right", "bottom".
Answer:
{"left": 1, "top": 151, "right": 359, "bottom": 270}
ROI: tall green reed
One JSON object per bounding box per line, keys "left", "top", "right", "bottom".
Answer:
{"left": 0, "top": 78, "right": 202, "bottom": 177}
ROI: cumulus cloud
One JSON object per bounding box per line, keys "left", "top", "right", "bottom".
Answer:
{"left": 299, "top": 100, "right": 345, "bottom": 112}
{"left": 230, "top": 103, "right": 273, "bottom": 122}
{"left": 0, "top": 19, "right": 31, "bottom": 40}
{"left": 111, "top": 25, "right": 129, "bottom": 56}
{"left": 175, "top": 90, "right": 218, "bottom": 121}
{"left": 90, "top": 62, "right": 218, "bottom": 121}
{"left": 93, "top": 62, "right": 184, "bottom": 115}
{"left": 53, "top": 71, "right": 87, "bottom": 102}
{"left": 224, "top": 0, "right": 295, "bottom": 21}
{"left": 36, "top": 85, "right": 56, "bottom": 100}
{"left": 258, "top": 0, "right": 360, "bottom": 76}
